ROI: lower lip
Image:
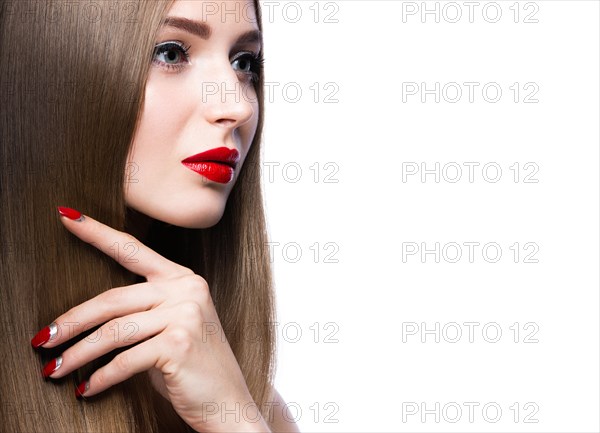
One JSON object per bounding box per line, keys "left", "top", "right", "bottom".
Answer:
{"left": 182, "top": 162, "right": 235, "bottom": 184}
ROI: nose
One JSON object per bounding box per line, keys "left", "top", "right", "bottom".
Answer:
{"left": 199, "top": 59, "right": 256, "bottom": 129}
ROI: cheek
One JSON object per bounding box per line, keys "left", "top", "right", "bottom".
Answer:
{"left": 128, "top": 76, "right": 188, "bottom": 167}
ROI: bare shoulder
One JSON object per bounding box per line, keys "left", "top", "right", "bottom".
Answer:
{"left": 267, "top": 387, "right": 301, "bottom": 433}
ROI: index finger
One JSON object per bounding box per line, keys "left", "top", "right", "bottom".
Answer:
{"left": 57, "top": 206, "right": 191, "bottom": 281}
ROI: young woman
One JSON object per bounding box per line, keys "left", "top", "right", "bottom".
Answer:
{"left": 0, "top": 0, "right": 299, "bottom": 432}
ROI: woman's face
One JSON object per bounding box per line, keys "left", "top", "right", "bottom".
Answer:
{"left": 125, "top": 0, "right": 261, "bottom": 229}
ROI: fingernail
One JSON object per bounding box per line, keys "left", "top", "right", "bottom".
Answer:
{"left": 57, "top": 206, "right": 84, "bottom": 222}
{"left": 42, "top": 356, "right": 63, "bottom": 379}
{"left": 75, "top": 379, "right": 89, "bottom": 399}
{"left": 31, "top": 322, "right": 58, "bottom": 348}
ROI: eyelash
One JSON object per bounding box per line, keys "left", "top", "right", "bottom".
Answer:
{"left": 152, "top": 41, "right": 264, "bottom": 84}
{"left": 152, "top": 41, "right": 191, "bottom": 72}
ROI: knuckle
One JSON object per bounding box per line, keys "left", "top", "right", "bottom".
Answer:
{"left": 178, "top": 301, "right": 203, "bottom": 325}
{"left": 165, "top": 326, "right": 194, "bottom": 355}
{"left": 99, "top": 321, "right": 114, "bottom": 339}
{"left": 122, "top": 233, "right": 139, "bottom": 245}
{"left": 64, "top": 347, "right": 83, "bottom": 367}
{"left": 99, "top": 286, "right": 125, "bottom": 306}
{"left": 93, "top": 368, "right": 110, "bottom": 390}
{"left": 182, "top": 274, "right": 210, "bottom": 305}
{"left": 175, "top": 265, "right": 196, "bottom": 277}
{"left": 113, "top": 352, "right": 131, "bottom": 373}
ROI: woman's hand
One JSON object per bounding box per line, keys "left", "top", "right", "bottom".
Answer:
{"left": 31, "top": 207, "right": 271, "bottom": 433}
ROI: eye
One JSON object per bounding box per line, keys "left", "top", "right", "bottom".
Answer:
{"left": 231, "top": 51, "right": 264, "bottom": 84}
{"left": 152, "top": 41, "right": 191, "bottom": 72}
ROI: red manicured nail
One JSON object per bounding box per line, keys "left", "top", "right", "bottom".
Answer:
{"left": 31, "top": 322, "right": 58, "bottom": 348}
{"left": 42, "top": 356, "right": 63, "bottom": 378}
{"left": 57, "top": 206, "right": 84, "bottom": 221}
{"left": 75, "top": 380, "right": 89, "bottom": 399}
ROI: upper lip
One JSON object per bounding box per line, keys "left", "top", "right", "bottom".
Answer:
{"left": 181, "top": 147, "right": 240, "bottom": 169}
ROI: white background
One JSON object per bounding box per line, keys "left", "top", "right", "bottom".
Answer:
{"left": 260, "top": 1, "right": 599, "bottom": 432}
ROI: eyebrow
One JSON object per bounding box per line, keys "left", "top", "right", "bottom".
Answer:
{"left": 161, "top": 16, "right": 262, "bottom": 48}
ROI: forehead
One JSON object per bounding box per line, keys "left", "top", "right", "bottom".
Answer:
{"left": 166, "top": 0, "right": 258, "bottom": 28}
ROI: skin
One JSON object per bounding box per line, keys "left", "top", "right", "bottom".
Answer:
{"left": 124, "top": 0, "right": 259, "bottom": 229}
{"left": 34, "top": 2, "right": 300, "bottom": 432}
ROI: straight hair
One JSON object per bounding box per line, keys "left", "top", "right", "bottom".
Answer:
{"left": 0, "top": 0, "right": 276, "bottom": 431}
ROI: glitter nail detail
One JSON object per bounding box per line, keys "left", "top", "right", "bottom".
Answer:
{"left": 31, "top": 322, "right": 59, "bottom": 348}
{"left": 48, "top": 322, "right": 58, "bottom": 340}
{"left": 42, "top": 355, "right": 63, "bottom": 378}
{"left": 75, "top": 380, "right": 90, "bottom": 399}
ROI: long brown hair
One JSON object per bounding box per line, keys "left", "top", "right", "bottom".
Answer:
{"left": 0, "top": 1, "right": 276, "bottom": 431}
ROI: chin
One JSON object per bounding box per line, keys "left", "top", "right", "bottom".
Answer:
{"left": 176, "top": 207, "right": 226, "bottom": 229}
{"left": 159, "top": 203, "right": 226, "bottom": 229}
{"left": 127, "top": 194, "right": 229, "bottom": 230}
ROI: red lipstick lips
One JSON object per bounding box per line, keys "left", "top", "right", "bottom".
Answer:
{"left": 181, "top": 147, "right": 240, "bottom": 184}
